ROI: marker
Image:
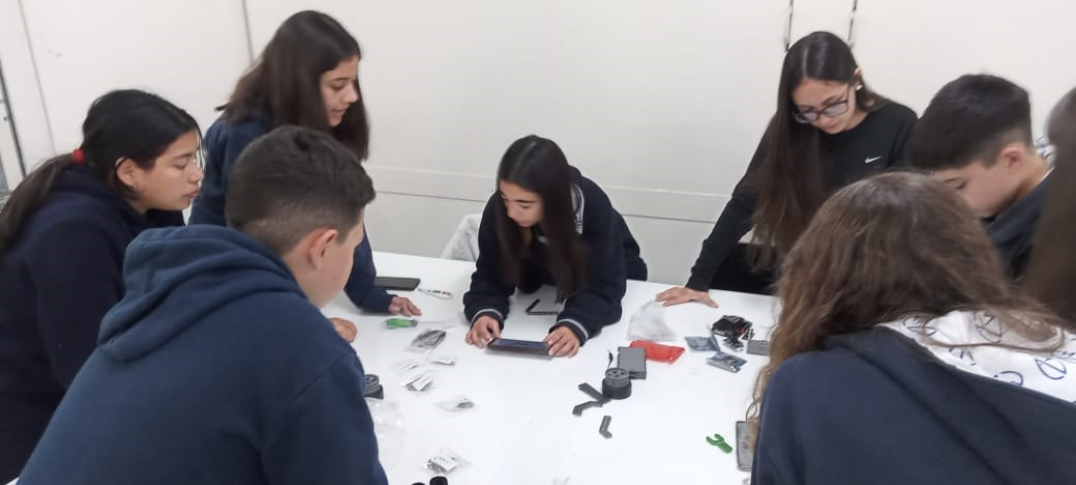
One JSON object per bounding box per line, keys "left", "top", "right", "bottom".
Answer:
{"left": 418, "top": 288, "right": 453, "bottom": 300}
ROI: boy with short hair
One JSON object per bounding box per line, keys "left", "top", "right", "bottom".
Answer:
{"left": 906, "top": 74, "right": 1051, "bottom": 277}
{"left": 18, "top": 126, "right": 388, "bottom": 485}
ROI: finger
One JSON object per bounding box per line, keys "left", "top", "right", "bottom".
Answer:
{"left": 398, "top": 306, "right": 413, "bottom": 317}
{"left": 479, "top": 326, "right": 494, "bottom": 348}
{"left": 551, "top": 339, "right": 572, "bottom": 357}
{"left": 701, "top": 293, "right": 719, "bottom": 308}
{"left": 403, "top": 298, "right": 421, "bottom": 312}
{"left": 568, "top": 342, "right": 579, "bottom": 358}
{"left": 550, "top": 337, "right": 568, "bottom": 357}
{"left": 489, "top": 324, "right": 501, "bottom": 340}
{"left": 465, "top": 330, "right": 477, "bottom": 346}
{"left": 662, "top": 294, "right": 689, "bottom": 307}
{"left": 410, "top": 303, "right": 423, "bottom": 317}
{"left": 546, "top": 333, "right": 567, "bottom": 355}
{"left": 543, "top": 331, "right": 561, "bottom": 345}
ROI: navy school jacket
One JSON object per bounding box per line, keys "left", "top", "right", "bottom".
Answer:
{"left": 0, "top": 166, "right": 183, "bottom": 481}
{"left": 463, "top": 166, "right": 647, "bottom": 344}
{"left": 18, "top": 225, "right": 387, "bottom": 485}
{"left": 189, "top": 113, "right": 393, "bottom": 312}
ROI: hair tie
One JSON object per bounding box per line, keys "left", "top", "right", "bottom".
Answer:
{"left": 72, "top": 148, "right": 86, "bottom": 165}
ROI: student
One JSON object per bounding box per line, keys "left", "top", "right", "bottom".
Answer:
{"left": 189, "top": 10, "right": 420, "bottom": 318}
{"left": 0, "top": 90, "right": 202, "bottom": 482}
{"left": 749, "top": 172, "right": 1076, "bottom": 485}
{"left": 18, "top": 127, "right": 388, "bottom": 485}
{"left": 905, "top": 74, "right": 1050, "bottom": 278}
{"left": 1026, "top": 86, "right": 1076, "bottom": 327}
{"left": 464, "top": 135, "right": 646, "bottom": 357}
{"left": 657, "top": 31, "right": 916, "bottom": 305}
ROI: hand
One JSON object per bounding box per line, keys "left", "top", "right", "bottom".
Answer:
{"left": 329, "top": 317, "right": 357, "bottom": 343}
{"left": 465, "top": 316, "right": 502, "bottom": 348}
{"left": 544, "top": 326, "right": 581, "bottom": 358}
{"left": 655, "top": 287, "right": 718, "bottom": 308}
{"left": 389, "top": 296, "right": 422, "bottom": 317}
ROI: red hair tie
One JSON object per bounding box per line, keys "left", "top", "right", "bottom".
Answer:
{"left": 72, "top": 148, "right": 86, "bottom": 165}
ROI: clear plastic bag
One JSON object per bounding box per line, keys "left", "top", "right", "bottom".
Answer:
{"left": 435, "top": 395, "right": 476, "bottom": 413}
{"left": 427, "top": 354, "right": 457, "bottom": 366}
{"left": 366, "top": 398, "right": 405, "bottom": 469}
{"left": 407, "top": 329, "right": 447, "bottom": 353}
{"left": 423, "top": 447, "right": 470, "bottom": 475}
{"left": 391, "top": 359, "right": 422, "bottom": 374}
{"left": 400, "top": 371, "right": 437, "bottom": 393}
{"left": 627, "top": 301, "right": 678, "bottom": 342}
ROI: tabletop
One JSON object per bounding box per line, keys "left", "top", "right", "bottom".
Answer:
{"left": 323, "top": 252, "right": 780, "bottom": 485}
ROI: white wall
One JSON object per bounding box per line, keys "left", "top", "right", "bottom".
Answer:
{"left": 0, "top": 0, "right": 251, "bottom": 169}
{"left": 2, "top": 1, "right": 1075, "bottom": 284}
{"left": 245, "top": 0, "right": 792, "bottom": 284}
{"left": 853, "top": 0, "right": 1076, "bottom": 134}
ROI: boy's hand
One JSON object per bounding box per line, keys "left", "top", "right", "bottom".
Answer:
{"left": 329, "top": 317, "right": 357, "bottom": 343}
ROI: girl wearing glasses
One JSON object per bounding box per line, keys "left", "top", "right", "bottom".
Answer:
{"left": 657, "top": 31, "right": 916, "bottom": 306}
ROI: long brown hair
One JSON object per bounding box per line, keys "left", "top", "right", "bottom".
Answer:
{"left": 1025, "top": 87, "right": 1076, "bottom": 329}
{"left": 750, "top": 31, "right": 888, "bottom": 268}
{"left": 222, "top": 10, "right": 369, "bottom": 160}
{"left": 748, "top": 172, "right": 1063, "bottom": 437}
{"left": 494, "top": 135, "right": 586, "bottom": 301}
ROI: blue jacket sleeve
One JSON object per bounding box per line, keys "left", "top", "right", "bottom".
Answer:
{"left": 28, "top": 221, "right": 125, "bottom": 387}
{"left": 261, "top": 353, "right": 388, "bottom": 485}
{"left": 343, "top": 229, "right": 393, "bottom": 312}
{"left": 189, "top": 124, "right": 261, "bottom": 226}
{"left": 552, "top": 185, "right": 628, "bottom": 344}
{"left": 462, "top": 195, "right": 514, "bottom": 328}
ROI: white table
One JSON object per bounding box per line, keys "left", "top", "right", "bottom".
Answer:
{"left": 324, "top": 252, "right": 778, "bottom": 485}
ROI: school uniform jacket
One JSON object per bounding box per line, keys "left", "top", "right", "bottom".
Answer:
{"left": 189, "top": 112, "right": 393, "bottom": 312}
{"left": 0, "top": 167, "right": 183, "bottom": 482}
{"left": 463, "top": 166, "right": 646, "bottom": 344}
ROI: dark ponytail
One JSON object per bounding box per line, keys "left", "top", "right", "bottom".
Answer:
{"left": 0, "top": 89, "right": 199, "bottom": 259}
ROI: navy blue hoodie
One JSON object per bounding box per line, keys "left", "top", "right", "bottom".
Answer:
{"left": 752, "top": 327, "right": 1076, "bottom": 485}
{"left": 0, "top": 167, "right": 182, "bottom": 481}
{"left": 189, "top": 114, "right": 393, "bottom": 312}
{"left": 985, "top": 171, "right": 1050, "bottom": 278}
{"left": 463, "top": 166, "right": 647, "bottom": 344}
{"left": 18, "top": 225, "right": 388, "bottom": 485}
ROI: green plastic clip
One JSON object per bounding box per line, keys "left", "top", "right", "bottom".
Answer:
{"left": 706, "top": 433, "right": 732, "bottom": 454}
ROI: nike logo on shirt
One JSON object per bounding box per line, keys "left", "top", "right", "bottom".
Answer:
{"left": 865, "top": 156, "right": 883, "bottom": 164}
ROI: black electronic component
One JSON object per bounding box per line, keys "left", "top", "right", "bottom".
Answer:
{"left": 363, "top": 374, "right": 384, "bottom": 400}
{"left": 601, "top": 368, "right": 632, "bottom": 400}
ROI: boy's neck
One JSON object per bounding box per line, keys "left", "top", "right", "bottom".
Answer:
{"left": 1015, "top": 152, "right": 1049, "bottom": 201}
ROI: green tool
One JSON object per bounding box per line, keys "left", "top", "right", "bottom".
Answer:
{"left": 706, "top": 433, "right": 732, "bottom": 453}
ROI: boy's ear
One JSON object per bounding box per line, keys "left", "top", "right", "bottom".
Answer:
{"left": 996, "top": 143, "right": 1027, "bottom": 170}
{"left": 304, "top": 228, "right": 340, "bottom": 271}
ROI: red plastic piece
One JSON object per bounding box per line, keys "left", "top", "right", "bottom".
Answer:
{"left": 629, "top": 340, "right": 685, "bottom": 363}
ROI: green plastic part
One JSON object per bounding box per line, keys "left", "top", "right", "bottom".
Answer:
{"left": 706, "top": 433, "right": 732, "bottom": 453}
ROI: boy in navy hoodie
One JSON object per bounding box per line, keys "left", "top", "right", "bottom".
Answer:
{"left": 906, "top": 74, "right": 1051, "bottom": 277}
{"left": 18, "top": 126, "right": 388, "bottom": 485}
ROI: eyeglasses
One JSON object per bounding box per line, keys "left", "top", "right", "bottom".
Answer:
{"left": 792, "top": 91, "right": 852, "bottom": 124}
